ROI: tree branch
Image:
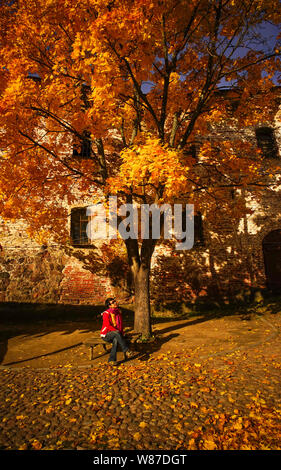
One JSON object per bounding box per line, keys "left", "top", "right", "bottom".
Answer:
{"left": 18, "top": 129, "right": 103, "bottom": 185}
{"left": 107, "top": 38, "right": 162, "bottom": 137}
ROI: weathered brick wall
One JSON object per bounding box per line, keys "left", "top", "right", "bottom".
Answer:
{"left": 150, "top": 187, "right": 281, "bottom": 303}
{"left": 0, "top": 247, "right": 123, "bottom": 306}
{"left": 1, "top": 191, "right": 281, "bottom": 307}
{"left": 59, "top": 265, "right": 112, "bottom": 304}
{"left": 0, "top": 218, "right": 124, "bottom": 306}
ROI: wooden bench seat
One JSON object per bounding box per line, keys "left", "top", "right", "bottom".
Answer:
{"left": 83, "top": 335, "right": 108, "bottom": 360}
{"left": 83, "top": 332, "right": 139, "bottom": 360}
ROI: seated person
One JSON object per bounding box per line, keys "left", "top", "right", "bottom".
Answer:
{"left": 100, "top": 297, "right": 133, "bottom": 365}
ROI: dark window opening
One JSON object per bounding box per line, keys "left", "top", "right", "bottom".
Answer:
{"left": 194, "top": 212, "right": 204, "bottom": 246}
{"left": 226, "top": 99, "right": 239, "bottom": 113}
{"left": 70, "top": 207, "right": 91, "bottom": 246}
{"left": 81, "top": 83, "right": 91, "bottom": 109}
{"left": 184, "top": 142, "right": 201, "bottom": 160}
{"left": 73, "top": 131, "right": 92, "bottom": 159}
{"left": 181, "top": 210, "right": 205, "bottom": 247}
{"left": 255, "top": 127, "right": 278, "bottom": 159}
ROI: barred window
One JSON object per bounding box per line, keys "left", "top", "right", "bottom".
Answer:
{"left": 70, "top": 207, "right": 91, "bottom": 246}
{"left": 184, "top": 141, "right": 201, "bottom": 160}
{"left": 255, "top": 127, "right": 278, "bottom": 159}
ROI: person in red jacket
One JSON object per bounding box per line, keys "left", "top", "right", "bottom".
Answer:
{"left": 101, "top": 297, "right": 133, "bottom": 365}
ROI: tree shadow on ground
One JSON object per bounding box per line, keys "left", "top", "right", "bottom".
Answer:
{"left": 0, "top": 302, "right": 110, "bottom": 366}
{"left": 0, "top": 300, "right": 220, "bottom": 367}
{"left": 2, "top": 343, "right": 84, "bottom": 367}
{"left": 1, "top": 294, "right": 281, "bottom": 368}
{"left": 126, "top": 333, "right": 180, "bottom": 363}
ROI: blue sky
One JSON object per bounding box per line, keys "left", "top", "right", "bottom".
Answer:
{"left": 141, "top": 20, "right": 280, "bottom": 93}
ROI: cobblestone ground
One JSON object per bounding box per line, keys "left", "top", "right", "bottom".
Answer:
{"left": 0, "top": 313, "right": 281, "bottom": 451}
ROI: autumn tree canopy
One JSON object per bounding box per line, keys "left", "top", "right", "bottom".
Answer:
{"left": 0, "top": 0, "right": 280, "bottom": 335}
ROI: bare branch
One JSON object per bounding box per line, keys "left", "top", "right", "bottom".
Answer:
{"left": 18, "top": 129, "right": 103, "bottom": 185}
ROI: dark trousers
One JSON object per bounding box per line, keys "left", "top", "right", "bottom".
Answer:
{"left": 103, "top": 331, "right": 129, "bottom": 362}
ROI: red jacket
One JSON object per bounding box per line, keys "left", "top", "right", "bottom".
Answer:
{"left": 100, "top": 308, "right": 124, "bottom": 336}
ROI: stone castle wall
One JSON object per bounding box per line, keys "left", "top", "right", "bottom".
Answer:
{"left": 0, "top": 218, "right": 115, "bottom": 306}
{"left": 150, "top": 192, "right": 281, "bottom": 304}
{"left": 1, "top": 187, "right": 281, "bottom": 307}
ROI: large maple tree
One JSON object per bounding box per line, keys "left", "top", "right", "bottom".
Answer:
{"left": 0, "top": 0, "right": 280, "bottom": 336}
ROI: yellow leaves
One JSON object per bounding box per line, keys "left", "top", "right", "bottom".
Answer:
{"left": 143, "top": 403, "right": 152, "bottom": 410}
{"left": 2, "top": 346, "right": 281, "bottom": 452}
{"left": 228, "top": 395, "right": 235, "bottom": 403}
{"left": 31, "top": 439, "right": 43, "bottom": 450}
{"left": 189, "top": 398, "right": 281, "bottom": 451}
{"left": 188, "top": 437, "right": 197, "bottom": 449}
{"left": 0, "top": 0, "right": 279, "bottom": 245}
{"left": 201, "top": 436, "right": 218, "bottom": 450}
{"left": 108, "top": 135, "right": 190, "bottom": 200}
{"left": 16, "top": 415, "right": 27, "bottom": 420}
{"left": 45, "top": 406, "right": 54, "bottom": 414}
{"left": 190, "top": 401, "right": 198, "bottom": 409}
{"left": 175, "top": 422, "right": 182, "bottom": 432}
{"left": 5, "top": 77, "right": 24, "bottom": 99}
{"left": 139, "top": 421, "right": 147, "bottom": 429}
{"left": 90, "top": 418, "right": 106, "bottom": 444}
{"left": 18, "top": 443, "right": 28, "bottom": 450}
{"left": 232, "top": 420, "right": 243, "bottom": 431}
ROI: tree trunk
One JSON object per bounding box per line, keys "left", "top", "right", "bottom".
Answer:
{"left": 133, "top": 263, "right": 152, "bottom": 337}
{"left": 123, "top": 209, "right": 160, "bottom": 338}
{"left": 124, "top": 235, "right": 155, "bottom": 337}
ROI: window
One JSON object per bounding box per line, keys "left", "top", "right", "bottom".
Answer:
{"left": 72, "top": 84, "right": 92, "bottom": 158}
{"left": 226, "top": 99, "right": 239, "bottom": 114}
{"left": 70, "top": 207, "right": 91, "bottom": 246}
{"left": 181, "top": 210, "right": 205, "bottom": 247}
{"left": 184, "top": 141, "right": 201, "bottom": 160}
{"left": 194, "top": 212, "right": 204, "bottom": 246}
{"left": 81, "top": 83, "right": 91, "bottom": 109}
{"left": 73, "top": 131, "right": 92, "bottom": 158}
{"left": 255, "top": 127, "right": 278, "bottom": 159}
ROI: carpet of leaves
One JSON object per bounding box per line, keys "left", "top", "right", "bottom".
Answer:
{"left": 0, "top": 340, "right": 281, "bottom": 451}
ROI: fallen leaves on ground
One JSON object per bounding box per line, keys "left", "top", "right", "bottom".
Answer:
{"left": 1, "top": 348, "right": 281, "bottom": 450}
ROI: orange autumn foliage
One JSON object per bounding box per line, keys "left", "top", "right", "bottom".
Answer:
{"left": 0, "top": 0, "right": 280, "bottom": 334}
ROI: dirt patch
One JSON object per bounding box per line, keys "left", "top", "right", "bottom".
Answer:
{"left": 0, "top": 312, "right": 279, "bottom": 369}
